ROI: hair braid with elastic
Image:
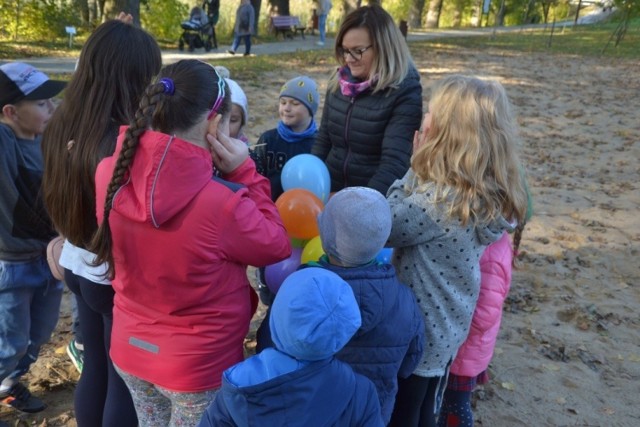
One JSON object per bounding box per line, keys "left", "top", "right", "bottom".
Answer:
{"left": 89, "top": 82, "right": 166, "bottom": 279}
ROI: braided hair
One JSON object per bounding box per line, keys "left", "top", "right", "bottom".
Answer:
{"left": 89, "top": 59, "right": 230, "bottom": 279}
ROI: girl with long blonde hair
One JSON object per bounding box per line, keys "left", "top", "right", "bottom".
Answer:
{"left": 387, "top": 75, "right": 528, "bottom": 427}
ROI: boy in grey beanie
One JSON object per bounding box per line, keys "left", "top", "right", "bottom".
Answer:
{"left": 256, "top": 187, "right": 425, "bottom": 424}
{"left": 250, "top": 75, "right": 320, "bottom": 312}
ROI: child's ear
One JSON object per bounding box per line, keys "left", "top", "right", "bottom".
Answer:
{"left": 1, "top": 104, "right": 17, "bottom": 121}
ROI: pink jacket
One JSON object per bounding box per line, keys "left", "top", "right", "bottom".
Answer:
{"left": 95, "top": 128, "right": 291, "bottom": 392}
{"left": 450, "top": 232, "right": 513, "bottom": 377}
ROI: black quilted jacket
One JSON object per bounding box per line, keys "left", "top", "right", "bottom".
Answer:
{"left": 312, "top": 67, "right": 423, "bottom": 194}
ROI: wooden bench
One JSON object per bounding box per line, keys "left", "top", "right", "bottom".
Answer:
{"left": 270, "top": 16, "right": 306, "bottom": 39}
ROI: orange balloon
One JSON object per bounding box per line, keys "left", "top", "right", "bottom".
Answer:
{"left": 276, "top": 189, "right": 324, "bottom": 240}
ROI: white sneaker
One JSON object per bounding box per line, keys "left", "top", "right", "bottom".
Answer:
{"left": 315, "top": 41, "right": 325, "bottom": 46}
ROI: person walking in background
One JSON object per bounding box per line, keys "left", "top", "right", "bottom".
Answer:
{"left": 228, "top": 0, "right": 255, "bottom": 56}
{"left": 42, "top": 17, "right": 162, "bottom": 427}
{"left": 0, "top": 62, "right": 65, "bottom": 415}
{"left": 90, "top": 59, "right": 291, "bottom": 426}
{"left": 386, "top": 75, "right": 529, "bottom": 427}
{"left": 316, "top": 0, "right": 332, "bottom": 46}
{"left": 312, "top": 4, "right": 422, "bottom": 195}
{"left": 198, "top": 268, "right": 384, "bottom": 427}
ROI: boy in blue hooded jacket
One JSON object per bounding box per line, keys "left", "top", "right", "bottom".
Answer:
{"left": 198, "top": 268, "right": 383, "bottom": 427}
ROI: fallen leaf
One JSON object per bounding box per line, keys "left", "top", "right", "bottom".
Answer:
{"left": 556, "top": 397, "right": 566, "bottom": 404}
{"left": 542, "top": 363, "right": 560, "bottom": 371}
{"left": 501, "top": 382, "right": 516, "bottom": 391}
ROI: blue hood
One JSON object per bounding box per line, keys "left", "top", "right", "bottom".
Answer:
{"left": 269, "top": 268, "right": 361, "bottom": 361}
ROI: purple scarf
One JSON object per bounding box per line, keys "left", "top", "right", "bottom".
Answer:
{"left": 337, "top": 66, "right": 376, "bottom": 97}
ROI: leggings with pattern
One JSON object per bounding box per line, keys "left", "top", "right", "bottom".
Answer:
{"left": 114, "top": 364, "right": 218, "bottom": 427}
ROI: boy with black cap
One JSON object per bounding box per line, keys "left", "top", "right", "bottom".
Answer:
{"left": 0, "top": 62, "right": 66, "bottom": 414}
{"left": 198, "top": 268, "right": 384, "bottom": 426}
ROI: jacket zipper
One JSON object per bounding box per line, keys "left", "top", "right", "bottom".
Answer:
{"left": 342, "top": 97, "right": 356, "bottom": 188}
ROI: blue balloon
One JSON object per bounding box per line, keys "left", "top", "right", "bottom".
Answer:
{"left": 375, "top": 248, "right": 393, "bottom": 264}
{"left": 281, "top": 154, "right": 331, "bottom": 203}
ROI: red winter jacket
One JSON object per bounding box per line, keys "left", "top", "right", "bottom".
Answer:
{"left": 450, "top": 232, "right": 513, "bottom": 377}
{"left": 95, "top": 128, "right": 290, "bottom": 391}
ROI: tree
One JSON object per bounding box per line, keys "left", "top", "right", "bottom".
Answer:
{"left": 103, "top": 0, "right": 141, "bottom": 25}
{"left": 408, "top": 0, "right": 427, "bottom": 29}
{"left": 425, "top": 0, "right": 444, "bottom": 28}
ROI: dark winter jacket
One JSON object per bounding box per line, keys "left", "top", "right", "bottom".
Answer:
{"left": 318, "top": 258, "right": 425, "bottom": 424}
{"left": 198, "top": 355, "right": 383, "bottom": 427}
{"left": 312, "top": 67, "right": 422, "bottom": 195}
{"left": 252, "top": 128, "right": 316, "bottom": 201}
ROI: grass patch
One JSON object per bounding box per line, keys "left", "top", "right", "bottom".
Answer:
{"left": 412, "top": 18, "right": 640, "bottom": 59}
{"left": 217, "top": 49, "right": 334, "bottom": 81}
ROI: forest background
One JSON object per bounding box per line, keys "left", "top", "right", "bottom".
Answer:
{"left": 1, "top": 0, "right": 637, "bottom": 49}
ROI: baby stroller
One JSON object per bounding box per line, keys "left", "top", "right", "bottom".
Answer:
{"left": 178, "top": 7, "right": 215, "bottom": 52}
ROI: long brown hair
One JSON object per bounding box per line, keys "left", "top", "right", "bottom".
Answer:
{"left": 90, "top": 60, "right": 231, "bottom": 279}
{"left": 42, "top": 20, "right": 161, "bottom": 248}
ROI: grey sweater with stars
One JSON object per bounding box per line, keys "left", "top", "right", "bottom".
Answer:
{"left": 386, "top": 170, "right": 512, "bottom": 377}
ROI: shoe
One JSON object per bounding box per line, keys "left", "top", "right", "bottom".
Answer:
{"left": 67, "top": 339, "right": 84, "bottom": 374}
{"left": 0, "top": 382, "right": 46, "bottom": 413}
{"left": 227, "top": 50, "right": 235, "bottom": 55}
{"left": 316, "top": 41, "right": 325, "bottom": 46}
{"left": 243, "top": 52, "right": 251, "bottom": 57}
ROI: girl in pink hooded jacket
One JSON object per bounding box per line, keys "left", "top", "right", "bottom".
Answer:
{"left": 90, "top": 59, "right": 291, "bottom": 426}
{"left": 437, "top": 226, "right": 525, "bottom": 427}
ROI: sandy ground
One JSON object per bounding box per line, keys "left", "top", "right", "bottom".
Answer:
{"left": 1, "top": 44, "right": 638, "bottom": 426}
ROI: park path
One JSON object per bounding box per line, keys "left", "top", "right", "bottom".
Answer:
{"left": 1, "top": 11, "right": 610, "bottom": 75}
{"left": 0, "top": 27, "right": 521, "bottom": 74}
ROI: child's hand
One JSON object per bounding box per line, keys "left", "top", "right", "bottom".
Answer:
{"left": 115, "top": 12, "right": 134, "bottom": 24}
{"left": 206, "top": 115, "right": 248, "bottom": 174}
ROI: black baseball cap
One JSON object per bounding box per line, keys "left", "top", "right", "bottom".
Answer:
{"left": 0, "top": 62, "right": 66, "bottom": 109}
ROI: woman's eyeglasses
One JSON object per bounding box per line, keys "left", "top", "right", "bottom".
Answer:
{"left": 338, "top": 45, "right": 373, "bottom": 61}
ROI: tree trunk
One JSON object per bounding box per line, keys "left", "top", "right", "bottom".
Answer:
{"left": 74, "top": 0, "right": 90, "bottom": 25}
{"left": 452, "top": 0, "right": 465, "bottom": 27}
{"left": 269, "top": 0, "right": 290, "bottom": 16}
{"left": 104, "top": 0, "right": 140, "bottom": 25}
{"left": 496, "top": 0, "right": 506, "bottom": 26}
{"left": 408, "top": 0, "right": 426, "bottom": 29}
{"left": 425, "top": 0, "right": 444, "bottom": 29}
{"left": 340, "top": 0, "right": 360, "bottom": 20}
{"left": 470, "top": 0, "right": 483, "bottom": 27}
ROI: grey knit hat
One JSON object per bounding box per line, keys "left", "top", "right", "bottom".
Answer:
{"left": 279, "top": 75, "right": 319, "bottom": 116}
{"left": 317, "top": 187, "right": 392, "bottom": 267}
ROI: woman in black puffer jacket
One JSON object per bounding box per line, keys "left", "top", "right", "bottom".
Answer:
{"left": 312, "top": 4, "right": 423, "bottom": 195}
